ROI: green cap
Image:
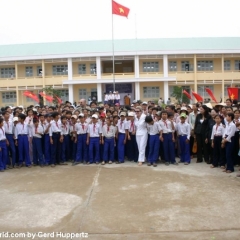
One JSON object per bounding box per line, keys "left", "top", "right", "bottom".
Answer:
{"left": 180, "top": 113, "right": 187, "bottom": 118}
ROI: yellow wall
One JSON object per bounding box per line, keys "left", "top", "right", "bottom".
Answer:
{"left": 18, "top": 64, "right": 42, "bottom": 77}
{"left": 73, "top": 84, "right": 97, "bottom": 102}
{"left": 139, "top": 59, "right": 163, "bottom": 72}
{"left": 139, "top": 82, "right": 164, "bottom": 101}
{"left": 72, "top": 62, "right": 96, "bottom": 75}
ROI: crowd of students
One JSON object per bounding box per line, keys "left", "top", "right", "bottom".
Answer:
{"left": 0, "top": 97, "right": 239, "bottom": 177}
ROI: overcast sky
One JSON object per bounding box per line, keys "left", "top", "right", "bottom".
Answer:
{"left": 0, "top": 0, "right": 239, "bottom": 45}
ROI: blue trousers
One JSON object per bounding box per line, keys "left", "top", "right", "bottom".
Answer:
{"left": 103, "top": 138, "right": 114, "bottom": 161}
{"left": 0, "top": 140, "right": 7, "bottom": 170}
{"left": 126, "top": 133, "right": 138, "bottom": 162}
{"left": 162, "top": 133, "right": 175, "bottom": 163}
{"left": 89, "top": 137, "right": 100, "bottom": 163}
{"left": 61, "top": 135, "right": 70, "bottom": 162}
{"left": 44, "top": 134, "right": 51, "bottom": 165}
{"left": 118, "top": 133, "right": 125, "bottom": 163}
{"left": 71, "top": 137, "right": 77, "bottom": 161}
{"left": 50, "top": 132, "right": 61, "bottom": 165}
{"left": 76, "top": 134, "right": 88, "bottom": 163}
{"left": 32, "top": 137, "right": 44, "bottom": 165}
{"left": 18, "top": 135, "right": 31, "bottom": 166}
{"left": 212, "top": 136, "right": 223, "bottom": 167}
{"left": 226, "top": 137, "right": 235, "bottom": 172}
{"left": 179, "top": 135, "right": 190, "bottom": 163}
{"left": 6, "top": 134, "right": 16, "bottom": 166}
{"left": 148, "top": 134, "right": 160, "bottom": 164}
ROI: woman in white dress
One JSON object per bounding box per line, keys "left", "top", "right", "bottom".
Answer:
{"left": 134, "top": 106, "right": 148, "bottom": 166}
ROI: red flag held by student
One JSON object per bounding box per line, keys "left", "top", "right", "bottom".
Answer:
{"left": 227, "top": 87, "right": 239, "bottom": 101}
{"left": 112, "top": 0, "right": 130, "bottom": 18}
{"left": 182, "top": 90, "right": 192, "bottom": 100}
{"left": 205, "top": 88, "right": 217, "bottom": 103}
{"left": 192, "top": 91, "right": 203, "bottom": 102}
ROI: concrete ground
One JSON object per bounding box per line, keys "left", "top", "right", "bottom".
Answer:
{"left": 0, "top": 161, "right": 240, "bottom": 240}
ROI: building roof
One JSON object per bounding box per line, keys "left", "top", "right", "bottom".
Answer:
{"left": 1, "top": 37, "right": 240, "bottom": 61}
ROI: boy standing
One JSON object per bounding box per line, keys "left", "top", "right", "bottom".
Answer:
{"left": 175, "top": 113, "right": 191, "bottom": 165}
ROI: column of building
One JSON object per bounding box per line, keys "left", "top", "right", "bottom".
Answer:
{"left": 96, "top": 56, "right": 102, "bottom": 102}
{"left": 134, "top": 55, "right": 140, "bottom": 100}
{"left": 68, "top": 58, "right": 74, "bottom": 103}
{"left": 163, "top": 55, "right": 169, "bottom": 103}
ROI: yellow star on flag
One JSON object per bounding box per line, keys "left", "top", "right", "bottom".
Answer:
{"left": 119, "top": 7, "right": 124, "bottom": 13}
{"left": 230, "top": 94, "right": 235, "bottom": 100}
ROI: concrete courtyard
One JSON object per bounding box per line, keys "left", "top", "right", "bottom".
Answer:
{"left": 0, "top": 161, "right": 240, "bottom": 240}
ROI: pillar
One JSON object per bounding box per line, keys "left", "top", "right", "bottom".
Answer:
{"left": 194, "top": 55, "right": 197, "bottom": 92}
{"left": 135, "top": 82, "right": 140, "bottom": 100}
{"left": 164, "top": 81, "right": 169, "bottom": 103}
{"left": 68, "top": 58, "right": 74, "bottom": 103}
{"left": 134, "top": 55, "right": 139, "bottom": 78}
{"left": 96, "top": 57, "right": 101, "bottom": 79}
{"left": 97, "top": 83, "right": 102, "bottom": 102}
{"left": 16, "top": 86, "right": 19, "bottom": 106}
{"left": 15, "top": 62, "right": 18, "bottom": 79}
{"left": 163, "top": 55, "right": 168, "bottom": 78}
{"left": 221, "top": 55, "right": 225, "bottom": 101}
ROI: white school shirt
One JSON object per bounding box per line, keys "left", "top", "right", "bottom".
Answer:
{"left": 147, "top": 122, "right": 162, "bottom": 135}
{"left": 0, "top": 126, "right": 6, "bottom": 141}
{"left": 87, "top": 123, "right": 102, "bottom": 137}
{"left": 128, "top": 120, "right": 135, "bottom": 133}
{"left": 117, "top": 119, "right": 128, "bottom": 134}
{"left": 115, "top": 94, "right": 120, "bottom": 100}
{"left": 49, "top": 120, "right": 62, "bottom": 137}
{"left": 159, "top": 119, "right": 174, "bottom": 133}
{"left": 104, "top": 94, "right": 109, "bottom": 101}
{"left": 29, "top": 124, "right": 44, "bottom": 138}
{"left": 75, "top": 122, "right": 88, "bottom": 134}
{"left": 43, "top": 122, "right": 51, "bottom": 134}
{"left": 60, "top": 122, "right": 70, "bottom": 135}
{"left": 135, "top": 114, "right": 147, "bottom": 135}
{"left": 175, "top": 122, "right": 191, "bottom": 140}
{"left": 102, "top": 125, "right": 116, "bottom": 138}
{"left": 211, "top": 123, "right": 225, "bottom": 140}
{"left": 223, "top": 121, "right": 236, "bottom": 142}
{"left": 3, "top": 120, "right": 14, "bottom": 134}
{"left": 14, "top": 122, "right": 30, "bottom": 139}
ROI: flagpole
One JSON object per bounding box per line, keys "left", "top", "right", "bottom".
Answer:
{"left": 111, "top": 0, "right": 116, "bottom": 92}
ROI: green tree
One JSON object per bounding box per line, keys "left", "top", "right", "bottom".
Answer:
{"left": 171, "top": 86, "right": 190, "bottom": 104}
{"left": 42, "top": 86, "right": 62, "bottom": 106}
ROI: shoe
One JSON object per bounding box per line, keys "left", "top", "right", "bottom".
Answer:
{"left": 18, "top": 164, "right": 23, "bottom": 168}
{"left": 60, "top": 162, "right": 68, "bottom": 165}
{"left": 147, "top": 163, "right": 151, "bottom": 166}
{"left": 27, "top": 165, "right": 32, "bottom": 168}
{"left": 153, "top": 164, "right": 157, "bottom": 167}
{"left": 33, "top": 164, "right": 37, "bottom": 166}
{"left": 184, "top": 162, "right": 189, "bottom": 165}
{"left": 0, "top": 169, "right": 4, "bottom": 172}
{"left": 172, "top": 162, "right": 178, "bottom": 165}
{"left": 9, "top": 165, "right": 13, "bottom": 169}
{"left": 72, "top": 162, "right": 80, "bottom": 166}
{"left": 115, "top": 161, "right": 119, "bottom": 164}
{"left": 138, "top": 162, "right": 143, "bottom": 166}
{"left": 165, "top": 162, "right": 170, "bottom": 166}
{"left": 40, "top": 165, "right": 44, "bottom": 168}
{"left": 109, "top": 161, "right": 112, "bottom": 164}
{"left": 86, "top": 162, "right": 90, "bottom": 165}
{"left": 51, "top": 164, "right": 55, "bottom": 167}
{"left": 96, "top": 162, "right": 99, "bottom": 165}
{"left": 101, "top": 161, "right": 105, "bottom": 165}
{"left": 196, "top": 160, "right": 203, "bottom": 163}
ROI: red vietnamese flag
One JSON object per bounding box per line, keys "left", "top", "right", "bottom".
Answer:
{"left": 192, "top": 91, "right": 203, "bottom": 102}
{"left": 23, "top": 91, "right": 39, "bottom": 103}
{"left": 182, "top": 90, "right": 192, "bottom": 100}
{"left": 205, "top": 88, "right": 218, "bottom": 103}
{"left": 55, "top": 95, "right": 63, "bottom": 104}
{"left": 227, "top": 88, "right": 239, "bottom": 101}
{"left": 112, "top": 0, "right": 130, "bottom": 18}
{"left": 39, "top": 92, "right": 54, "bottom": 102}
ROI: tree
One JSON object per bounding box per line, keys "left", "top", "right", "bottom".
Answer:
{"left": 42, "top": 86, "right": 62, "bottom": 105}
{"left": 171, "top": 86, "right": 190, "bottom": 104}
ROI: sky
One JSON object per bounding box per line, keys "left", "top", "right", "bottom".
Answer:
{"left": 0, "top": 0, "right": 240, "bottom": 45}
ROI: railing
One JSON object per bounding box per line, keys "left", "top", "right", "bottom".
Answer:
{"left": 73, "top": 74, "right": 97, "bottom": 77}
{"left": 139, "top": 72, "right": 163, "bottom": 75}
{"left": 102, "top": 72, "right": 134, "bottom": 76}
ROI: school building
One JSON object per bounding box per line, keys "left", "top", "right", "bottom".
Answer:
{"left": 0, "top": 37, "right": 240, "bottom": 106}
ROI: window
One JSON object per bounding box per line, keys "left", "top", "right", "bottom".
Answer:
{"left": 58, "top": 90, "right": 69, "bottom": 103}
{"left": 234, "top": 60, "right": 240, "bottom": 70}
{"left": 224, "top": 85, "right": 231, "bottom": 96}
{"left": 143, "top": 62, "right": 159, "bottom": 72}
{"left": 197, "top": 85, "right": 214, "bottom": 98}
{"left": 78, "top": 64, "right": 86, "bottom": 74}
{"left": 25, "top": 66, "right": 33, "bottom": 77}
{"left": 169, "top": 61, "right": 177, "bottom": 71}
{"left": 79, "top": 89, "right": 87, "bottom": 100}
{"left": 0, "top": 68, "right": 15, "bottom": 78}
{"left": 52, "top": 65, "right": 68, "bottom": 75}
{"left": 90, "top": 64, "right": 96, "bottom": 74}
{"left": 224, "top": 60, "right": 231, "bottom": 71}
{"left": 143, "top": 87, "right": 160, "bottom": 98}
{"left": 37, "top": 66, "right": 42, "bottom": 76}
{"left": 2, "top": 92, "right": 16, "bottom": 103}
{"left": 181, "top": 61, "right": 193, "bottom": 71}
{"left": 197, "top": 61, "right": 213, "bottom": 71}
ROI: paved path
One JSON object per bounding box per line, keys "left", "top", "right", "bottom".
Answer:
{"left": 0, "top": 161, "right": 240, "bottom": 240}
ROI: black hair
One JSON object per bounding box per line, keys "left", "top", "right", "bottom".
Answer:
{"left": 0, "top": 118, "right": 3, "bottom": 124}
{"left": 66, "top": 111, "right": 72, "bottom": 115}
{"left": 226, "top": 98, "right": 232, "bottom": 103}
{"left": 18, "top": 113, "right": 26, "bottom": 120}
{"left": 201, "top": 105, "right": 210, "bottom": 117}
{"left": 33, "top": 118, "right": 39, "bottom": 124}
{"left": 2, "top": 111, "right": 9, "bottom": 116}
{"left": 145, "top": 115, "right": 154, "bottom": 123}
{"left": 227, "top": 112, "right": 234, "bottom": 121}
{"left": 152, "top": 107, "right": 158, "bottom": 111}
{"left": 48, "top": 106, "right": 55, "bottom": 111}
{"left": 51, "top": 112, "right": 59, "bottom": 119}
{"left": 214, "top": 115, "right": 221, "bottom": 119}
{"left": 61, "top": 115, "right": 67, "bottom": 120}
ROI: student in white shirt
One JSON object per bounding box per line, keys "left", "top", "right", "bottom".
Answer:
{"left": 175, "top": 113, "right": 191, "bottom": 165}
{"left": 222, "top": 112, "right": 236, "bottom": 173}
{"left": 60, "top": 115, "right": 70, "bottom": 164}
{"left": 30, "top": 118, "right": 44, "bottom": 167}
{"left": 0, "top": 118, "right": 8, "bottom": 172}
{"left": 210, "top": 115, "right": 225, "bottom": 168}
{"left": 145, "top": 115, "right": 161, "bottom": 167}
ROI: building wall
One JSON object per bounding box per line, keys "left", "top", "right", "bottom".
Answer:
{"left": 139, "top": 82, "right": 164, "bottom": 101}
